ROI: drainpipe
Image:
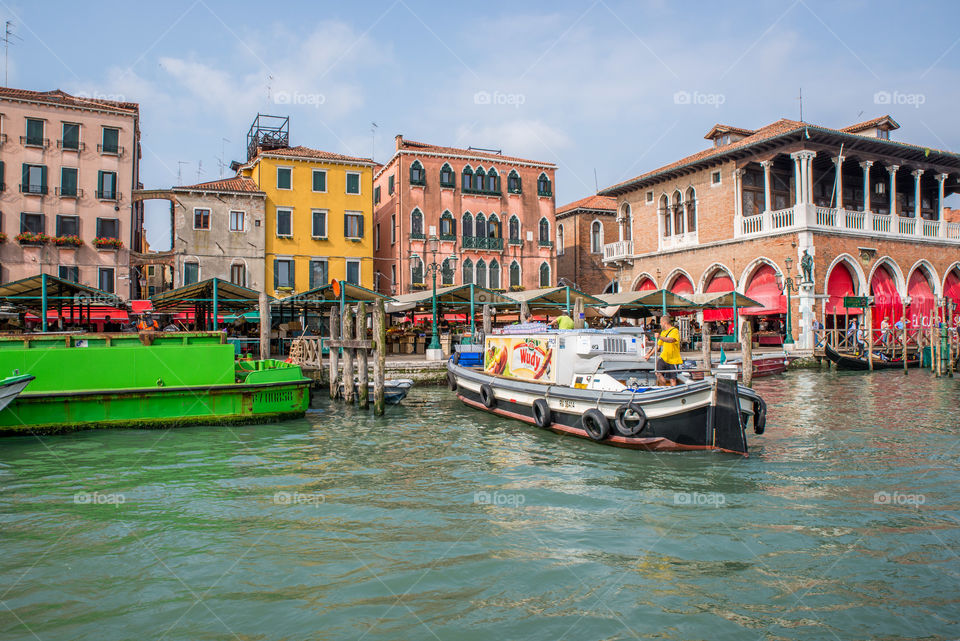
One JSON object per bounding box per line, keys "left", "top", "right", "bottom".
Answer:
{"left": 41, "top": 272, "right": 48, "bottom": 332}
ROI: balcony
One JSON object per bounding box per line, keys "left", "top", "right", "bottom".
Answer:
{"left": 409, "top": 231, "right": 425, "bottom": 240}
{"left": 57, "top": 139, "right": 85, "bottom": 151}
{"left": 56, "top": 187, "right": 84, "bottom": 198}
{"left": 461, "top": 236, "right": 503, "bottom": 251}
{"left": 21, "top": 136, "right": 50, "bottom": 148}
{"left": 96, "top": 190, "right": 118, "bottom": 201}
{"left": 97, "top": 144, "right": 124, "bottom": 156}
{"left": 603, "top": 239, "right": 634, "bottom": 262}
{"left": 508, "top": 237, "right": 523, "bottom": 246}
{"left": 20, "top": 184, "right": 48, "bottom": 196}
{"left": 537, "top": 240, "right": 554, "bottom": 249}
{"left": 739, "top": 204, "right": 960, "bottom": 242}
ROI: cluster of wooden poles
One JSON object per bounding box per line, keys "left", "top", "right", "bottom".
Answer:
{"left": 324, "top": 298, "right": 390, "bottom": 416}
{"left": 860, "top": 300, "right": 956, "bottom": 376}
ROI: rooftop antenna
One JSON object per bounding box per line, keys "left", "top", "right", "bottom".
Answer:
{"left": 594, "top": 168, "right": 599, "bottom": 194}
{"left": 217, "top": 137, "right": 231, "bottom": 178}
{"left": 2, "top": 22, "right": 21, "bottom": 86}
{"left": 371, "top": 122, "right": 378, "bottom": 162}
{"left": 196, "top": 160, "right": 204, "bottom": 183}
{"left": 176, "top": 161, "right": 189, "bottom": 185}
{"left": 797, "top": 87, "right": 803, "bottom": 122}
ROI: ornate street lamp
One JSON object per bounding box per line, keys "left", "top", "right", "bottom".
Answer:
{"left": 424, "top": 235, "right": 457, "bottom": 358}
{"left": 776, "top": 256, "right": 800, "bottom": 345}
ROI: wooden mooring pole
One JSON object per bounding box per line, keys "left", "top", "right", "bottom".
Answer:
{"left": 357, "top": 301, "right": 369, "bottom": 409}
{"left": 328, "top": 304, "right": 340, "bottom": 399}
{"left": 342, "top": 306, "right": 355, "bottom": 403}
{"left": 902, "top": 301, "right": 909, "bottom": 376}
{"left": 259, "top": 292, "right": 270, "bottom": 360}
{"left": 866, "top": 307, "right": 874, "bottom": 371}
{"left": 373, "top": 298, "right": 386, "bottom": 416}
{"left": 741, "top": 320, "right": 753, "bottom": 387}
{"left": 701, "top": 325, "right": 711, "bottom": 377}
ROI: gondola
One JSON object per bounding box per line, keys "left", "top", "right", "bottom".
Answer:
{"left": 824, "top": 344, "right": 919, "bottom": 370}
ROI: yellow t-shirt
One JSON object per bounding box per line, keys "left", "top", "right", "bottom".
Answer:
{"left": 657, "top": 326, "right": 682, "bottom": 365}
{"left": 556, "top": 315, "right": 574, "bottom": 330}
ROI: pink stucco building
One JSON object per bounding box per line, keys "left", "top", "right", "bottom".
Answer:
{"left": 0, "top": 88, "right": 141, "bottom": 296}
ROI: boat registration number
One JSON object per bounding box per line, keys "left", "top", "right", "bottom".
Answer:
{"left": 558, "top": 399, "right": 576, "bottom": 409}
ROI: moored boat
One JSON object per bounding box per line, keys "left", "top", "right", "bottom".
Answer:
{"left": 0, "top": 372, "right": 34, "bottom": 412}
{"left": 824, "top": 344, "right": 919, "bottom": 370}
{"left": 709, "top": 351, "right": 792, "bottom": 379}
{"left": 447, "top": 329, "right": 767, "bottom": 455}
{"left": 338, "top": 378, "right": 415, "bottom": 405}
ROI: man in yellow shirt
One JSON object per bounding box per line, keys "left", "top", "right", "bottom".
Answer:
{"left": 552, "top": 313, "right": 575, "bottom": 330}
{"left": 645, "top": 314, "right": 682, "bottom": 386}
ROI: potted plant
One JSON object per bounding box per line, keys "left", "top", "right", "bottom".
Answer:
{"left": 93, "top": 237, "right": 124, "bottom": 250}
{"left": 509, "top": 285, "right": 525, "bottom": 292}
{"left": 16, "top": 232, "right": 51, "bottom": 246}
{"left": 54, "top": 235, "right": 83, "bottom": 247}
{"left": 0, "top": 232, "right": 7, "bottom": 244}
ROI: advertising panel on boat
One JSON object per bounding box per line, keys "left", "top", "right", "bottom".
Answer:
{"left": 484, "top": 335, "right": 556, "bottom": 383}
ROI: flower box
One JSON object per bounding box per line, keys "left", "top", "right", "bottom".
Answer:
{"left": 93, "top": 237, "right": 124, "bottom": 250}
{"left": 509, "top": 285, "right": 525, "bottom": 292}
{"left": 54, "top": 235, "right": 83, "bottom": 247}
{"left": 16, "top": 232, "right": 51, "bottom": 246}
{"left": 0, "top": 232, "right": 7, "bottom": 244}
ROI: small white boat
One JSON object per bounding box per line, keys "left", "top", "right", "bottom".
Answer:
{"left": 339, "top": 378, "right": 415, "bottom": 405}
{"left": 0, "top": 372, "right": 34, "bottom": 413}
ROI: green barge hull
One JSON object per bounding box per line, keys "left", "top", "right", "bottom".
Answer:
{"left": 0, "top": 332, "right": 311, "bottom": 436}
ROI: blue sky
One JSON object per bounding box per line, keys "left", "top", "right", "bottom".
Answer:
{"left": 8, "top": 1, "right": 960, "bottom": 249}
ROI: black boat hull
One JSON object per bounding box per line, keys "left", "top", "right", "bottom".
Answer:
{"left": 824, "top": 344, "right": 919, "bottom": 370}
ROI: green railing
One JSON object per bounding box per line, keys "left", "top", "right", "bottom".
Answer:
{"left": 461, "top": 236, "right": 503, "bottom": 251}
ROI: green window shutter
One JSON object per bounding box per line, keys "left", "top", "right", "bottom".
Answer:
{"left": 40, "top": 166, "right": 47, "bottom": 192}
{"left": 21, "top": 163, "right": 28, "bottom": 189}
{"left": 273, "top": 259, "right": 279, "bottom": 288}
{"left": 343, "top": 213, "right": 348, "bottom": 235}
{"left": 97, "top": 170, "right": 104, "bottom": 195}
{"left": 313, "top": 171, "right": 326, "bottom": 191}
{"left": 358, "top": 214, "right": 364, "bottom": 238}
{"left": 289, "top": 261, "right": 295, "bottom": 289}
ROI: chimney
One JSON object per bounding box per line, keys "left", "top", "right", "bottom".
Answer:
{"left": 395, "top": 134, "right": 403, "bottom": 150}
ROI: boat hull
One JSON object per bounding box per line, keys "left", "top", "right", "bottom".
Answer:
{"left": 448, "top": 361, "right": 762, "bottom": 455}
{"left": 824, "top": 345, "right": 919, "bottom": 370}
{"left": 0, "top": 374, "right": 35, "bottom": 413}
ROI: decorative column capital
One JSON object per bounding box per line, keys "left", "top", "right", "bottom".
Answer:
{"left": 860, "top": 160, "right": 874, "bottom": 169}
{"left": 886, "top": 164, "right": 900, "bottom": 174}
{"left": 911, "top": 168, "right": 924, "bottom": 178}
{"left": 733, "top": 168, "right": 745, "bottom": 178}
{"left": 759, "top": 160, "right": 773, "bottom": 169}
{"left": 832, "top": 155, "right": 845, "bottom": 165}
{"left": 936, "top": 173, "right": 949, "bottom": 183}
{"left": 790, "top": 150, "right": 817, "bottom": 161}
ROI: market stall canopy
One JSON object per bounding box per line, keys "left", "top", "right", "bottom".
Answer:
{"left": 0, "top": 274, "right": 123, "bottom": 308}
{"left": 277, "top": 282, "right": 392, "bottom": 311}
{"left": 611, "top": 288, "right": 697, "bottom": 314}
{"left": 386, "top": 284, "right": 511, "bottom": 313}
{"left": 150, "top": 278, "right": 266, "bottom": 312}
{"left": 687, "top": 291, "right": 764, "bottom": 309}
{"left": 504, "top": 286, "right": 605, "bottom": 309}
{"left": 593, "top": 291, "right": 654, "bottom": 318}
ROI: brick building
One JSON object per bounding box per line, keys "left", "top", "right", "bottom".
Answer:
{"left": 600, "top": 116, "right": 960, "bottom": 349}
{"left": 0, "top": 88, "right": 141, "bottom": 296}
{"left": 372, "top": 136, "right": 557, "bottom": 295}
{"left": 555, "top": 194, "right": 619, "bottom": 293}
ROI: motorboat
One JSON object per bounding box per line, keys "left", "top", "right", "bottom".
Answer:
{"left": 824, "top": 344, "right": 919, "bottom": 370}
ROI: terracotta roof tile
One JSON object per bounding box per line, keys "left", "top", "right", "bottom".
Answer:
{"left": 0, "top": 87, "right": 138, "bottom": 114}
{"left": 841, "top": 115, "right": 900, "bottom": 133}
{"left": 173, "top": 177, "right": 263, "bottom": 194}
{"left": 397, "top": 138, "right": 555, "bottom": 167}
{"left": 557, "top": 194, "right": 617, "bottom": 215}
{"left": 258, "top": 145, "right": 375, "bottom": 164}
{"left": 704, "top": 124, "right": 756, "bottom": 140}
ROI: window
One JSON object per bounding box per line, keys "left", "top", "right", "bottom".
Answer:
{"left": 58, "top": 265, "right": 79, "bottom": 282}
{"left": 345, "top": 259, "right": 360, "bottom": 285}
{"left": 685, "top": 187, "right": 697, "bottom": 232}
{"left": 711, "top": 170, "right": 722, "bottom": 185}
{"left": 147, "top": 266, "right": 156, "bottom": 276}
{"left": 507, "top": 170, "right": 521, "bottom": 194}
{"left": 98, "top": 267, "right": 115, "bottom": 293}
{"left": 20, "top": 213, "right": 44, "bottom": 234}
{"left": 61, "top": 123, "right": 80, "bottom": 150}
{"left": 590, "top": 220, "right": 602, "bottom": 253}
{"left": 276, "top": 208, "right": 292, "bottom": 237}
{"left": 183, "top": 262, "right": 200, "bottom": 286}
{"left": 345, "top": 172, "right": 361, "bottom": 194}
{"left": 96, "top": 217, "right": 119, "bottom": 239}
{"left": 475, "top": 213, "right": 486, "bottom": 238}
{"left": 487, "top": 213, "right": 501, "bottom": 238}
{"left": 193, "top": 208, "right": 210, "bottom": 230}
{"left": 312, "top": 210, "right": 327, "bottom": 238}
{"left": 538, "top": 217, "right": 550, "bottom": 243}
{"left": 411, "top": 255, "right": 424, "bottom": 285}
{"left": 97, "top": 170, "right": 117, "bottom": 200}
{"left": 539, "top": 262, "right": 551, "bottom": 287}
{"left": 230, "top": 263, "right": 246, "bottom": 287}
{"left": 474, "top": 168, "right": 486, "bottom": 193}
{"left": 25, "top": 118, "right": 44, "bottom": 146}
{"left": 374, "top": 185, "right": 381, "bottom": 204}
{"left": 509, "top": 216, "right": 520, "bottom": 243}
{"left": 439, "top": 211, "right": 455, "bottom": 238}
{"left": 486, "top": 168, "right": 500, "bottom": 193}
{"left": 646, "top": 191, "right": 654, "bottom": 203}
{"left": 312, "top": 170, "right": 327, "bottom": 192}
{"left": 489, "top": 259, "right": 500, "bottom": 289}
{"left": 409, "top": 160, "right": 425, "bottom": 186}
{"left": 274, "top": 258, "right": 295, "bottom": 289}
{"left": 277, "top": 167, "right": 292, "bottom": 190}
{"left": 462, "top": 212, "right": 473, "bottom": 238}
{"left": 100, "top": 127, "right": 119, "bottom": 154}
{"left": 462, "top": 166, "right": 474, "bottom": 191}
{"left": 462, "top": 258, "right": 473, "bottom": 285}
{"left": 659, "top": 194, "right": 671, "bottom": 237}
{"left": 375, "top": 223, "right": 380, "bottom": 250}
{"left": 229, "top": 210, "right": 245, "bottom": 232}
{"left": 56, "top": 215, "right": 79, "bottom": 237}
{"left": 60, "top": 167, "right": 78, "bottom": 197}
{"left": 510, "top": 261, "right": 521, "bottom": 288}
{"left": 439, "top": 163, "right": 454, "bottom": 188}
{"left": 476, "top": 259, "right": 487, "bottom": 288}
{"left": 672, "top": 190, "right": 684, "bottom": 235}
{"left": 537, "top": 173, "right": 552, "bottom": 197}
{"left": 441, "top": 258, "right": 454, "bottom": 285}
{"left": 390, "top": 265, "right": 396, "bottom": 290}
{"left": 309, "top": 259, "right": 328, "bottom": 289}
{"left": 22, "top": 164, "right": 47, "bottom": 195}
{"left": 388, "top": 175, "right": 395, "bottom": 195}
{"left": 410, "top": 208, "right": 424, "bottom": 238}
{"left": 344, "top": 211, "right": 364, "bottom": 238}
{"left": 557, "top": 224, "right": 564, "bottom": 255}
{"left": 390, "top": 214, "right": 396, "bottom": 244}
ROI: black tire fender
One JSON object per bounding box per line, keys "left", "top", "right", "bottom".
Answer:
{"left": 447, "top": 370, "right": 458, "bottom": 392}
{"left": 480, "top": 383, "right": 496, "bottom": 409}
{"left": 582, "top": 408, "right": 610, "bottom": 441}
{"left": 753, "top": 398, "right": 767, "bottom": 434}
{"left": 532, "top": 398, "right": 552, "bottom": 428}
{"left": 614, "top": 402, "right": 647, "bottom": 436}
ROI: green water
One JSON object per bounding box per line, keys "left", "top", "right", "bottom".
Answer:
{"left": 1, "top": 370, "right": 958, "bottom": 640}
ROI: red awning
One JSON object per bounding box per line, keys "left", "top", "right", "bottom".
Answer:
{"left": 26, "top": 308, "right": 129, "bottom": 322}
{"left": 703, "top": 273, "right": 735, "bottom": 321}
{"left": 907, "top": 270, "right": 935, "bottom": 327}
{"left": 741, "top": 264, "right": 787, "bottom": 316}
{"left": 945, "top": 271, "right": 960, "bottom": 325}
{"left": 634, "top": 277, "right": 656, "bottom": 292}
{"left": 130, "top": 300, "right": 153, "bottom": 314}
{"left": 825, "top": 263, "right": 862, "bottom": 315}
{"left": 669, "top": 275, "right": 694, "bottom": 295}
{"left": 870, "top": 265, "right": 902, "bottom": 327}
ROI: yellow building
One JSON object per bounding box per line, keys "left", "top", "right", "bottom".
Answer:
{"left": 240, "top": 146, "right": 376, "bottom": 296}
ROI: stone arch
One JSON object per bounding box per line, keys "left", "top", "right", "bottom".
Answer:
{"left": 906, "top": 259, "right": 941, "bottom": 297}
{"left": 630, "top": 272, "right": 658, "bottom": 291}
{"left": 821, "top": 253, "right": 868, "bottom": 297}
{"left": 664, "top": 268, "right": 694, "bottom": 293}
{"left": 698, "top": 262, "right": 736, "bottom": 294}
{"left": 868, "top": 257, "right": 906, "bottom": 295}
{"left": 943, "top": 261, "right": 960, "bottom": 292}
{"left": 739, "top": 256, "right": 784, "bottom": 293}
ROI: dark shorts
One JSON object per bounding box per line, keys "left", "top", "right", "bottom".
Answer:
{"left": 656, "top": 358, "right": 678, "bottom": 380}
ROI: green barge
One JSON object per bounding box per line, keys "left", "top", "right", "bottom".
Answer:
{"left": 0, "top": 332, "right": 311, "bottom": 435}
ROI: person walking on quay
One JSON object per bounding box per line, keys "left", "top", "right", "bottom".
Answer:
{"left": 645, "top": 314, "right": 683, "bottom": 387}
{"left": 880, "top": 316, "right": 891, "bottom": 348}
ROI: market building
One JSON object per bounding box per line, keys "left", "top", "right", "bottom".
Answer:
{"left": 0, "top": 88, "right": 142, "bottom": 296}
{"left": 372, "top": 135, "right": 557, "bottom": 295}
{"left": 168, "top": 177, "right": 266, "bottom": 290}
{"left": 238, "top": 115, "right": 377, "bottom": 296}
{"left": 600, "top": 116, "right": 960, "bottom": 349}
{"left": 555, "top": 194, "right": 619, "bottom": 294}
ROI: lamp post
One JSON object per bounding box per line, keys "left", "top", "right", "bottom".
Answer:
{"left": 423, "top": 236, "right": 457, "bottom": 360}
{"left": 776, "top": 257, "right": 800, "bottom": 345}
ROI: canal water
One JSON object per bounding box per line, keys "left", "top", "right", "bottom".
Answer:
{"left": 0, "top": 370, "right": 958, "bottom": 640}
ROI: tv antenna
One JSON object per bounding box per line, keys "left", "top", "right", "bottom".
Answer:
{"left": 1, "top": 22, "right": 21, "bottom": 86}
{"left": 177, "top": 161, "right": 189, "bottom": 185}
{"left": 196, "top": 160, "right": 204, "bottom": 183}
{"left": 217, "top": 138, "right": 231, "bottom": 178}
{"left": 370, "top": 122, "right": 378, "bottom": 162}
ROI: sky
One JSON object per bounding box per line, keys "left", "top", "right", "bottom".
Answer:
{"left": 7, "top": 0, "right": 960, "bottom": 250}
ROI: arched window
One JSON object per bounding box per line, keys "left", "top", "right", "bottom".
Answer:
{"left": 476, "top": 259, "right": 487, "bottom": 288}
{"left": 538, "top": 217, "right": 550, "bottom": 244}
{"left": 439, "top": 163, "right": 454, "bottom": 188}
{"left": 685, "top": 187, "right": 697, "bottom": 232}
{"left": 474, "top": 167, "right": 486, "bottom": 193}
{"left": 441, "top": 257, "right": 454, "bottom": 285}
{"left": 507, "top": 170, "right": 522, "bottom": 194}
{"left": 537, "top": 173, "right": 552, "bottom": 197}
{"left": 489, "top": 259, "right": 500, "bottom": 289}
{"left": 475, "top": 212, "right": 486, "bottom": 238}
{"left": 439, "top": 211, "right": 455, "bottom": 239}
{"left": 409, "top": 160, "right": 425, "bottom": 186}
{"left": 462, "top": 258, "right": 473, "bottom": 285}
{"left": 486, "top": 167, "right": 499, "bottom": 193}
{"left": 539, "top": 261, "right": 551, "bottom": 287}
{"left": 410, "top": 208, "right": 424, "bottom": 238}
{"left": 590, "top": 220, "right": 603, "bottom": 253}
{"left": 509, "top": 215, "right": 521, "bottom": 243}
{"left": 411, "top": 255, "right": 424, "bottom": 285}
{"left": 557, "top": 224, "right": 564, "bottom": 255}
{"left": 619, "top": 202, "right": 632, "bottom": 241}
{"left": 673, "top": 190, "right": 684, "bottom": 235}
{"left": 659, "top": 194, "right": 671, "bottom": 237}
{"left": 462, "top": 212, "right": 473, "bottom": 238}
{"left": 461, "top": 166, "right": 474, "bottom": 191}
{"left": 487, "top": 213, "right": 501, "bottom": 238}
{"left": 510, "top": 261, "right": 521, "bottom": 288}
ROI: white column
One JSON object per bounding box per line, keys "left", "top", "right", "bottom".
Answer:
{"left": 805, "top": 154, "right": 814, "bottom": 204}
{"left": 761, "top": 160, "right": 773, "bottom": 212}
{"left": 912, "top": 169, "right": 924, "bottom": 219}
{"left": 833, "top": 155, "right": 844, "bottom": 209}
{"left": 791, "top": 152, "right": 803, "bottom": 205}
{"left": 860, "top": 160, "right": 873, "bottom": 212}
{"left": 657, "top": 205, "right": 664, "bottom": 249}
{"left": 887, "top": 164, "right": 899, "bottom": 216}
{"left": 937, "top": 173, "right": 948, "bottom": 238}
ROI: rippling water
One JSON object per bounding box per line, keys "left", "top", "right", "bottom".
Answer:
{"left": 0, "top": 370, "right": 958, "bottom": 640}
